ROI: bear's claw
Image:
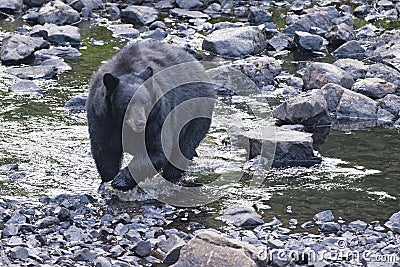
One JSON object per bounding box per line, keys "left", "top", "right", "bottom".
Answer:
{"left": 111, "top": 169, "right": 137, "bottom": 191}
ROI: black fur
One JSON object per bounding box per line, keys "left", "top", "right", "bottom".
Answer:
{"left": 86, "top": 40, "right": 216, "bottom": 191}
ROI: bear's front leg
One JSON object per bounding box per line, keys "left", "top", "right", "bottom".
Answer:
{"left": 111, "top": 167, "right": 137, "bottom": 191}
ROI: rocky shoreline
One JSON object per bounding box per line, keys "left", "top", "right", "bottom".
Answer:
{"left": 1, "top": 0, "right": 400, "bottom": 266}
{"left": 0, "top": 194, "right": 398, "bottom": 266}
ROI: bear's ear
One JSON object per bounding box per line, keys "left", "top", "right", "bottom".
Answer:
{"left": 103, "top": 73, "right": 119, "bottom": 95}
{"left": 138, "top": 66, "right": 153, "bottom": 81}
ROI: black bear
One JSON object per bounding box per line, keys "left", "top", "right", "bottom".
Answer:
{"left": 86, "top": 40, "right": 216, "bottom": 191}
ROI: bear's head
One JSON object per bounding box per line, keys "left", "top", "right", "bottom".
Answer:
{"left": 103, "top": 66, "right": 153, "bottom": 132}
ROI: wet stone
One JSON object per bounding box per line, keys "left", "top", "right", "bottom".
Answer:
{"left": 40, "top": 58, "right": 72, "bottom": 73}
{"left": 35, "top": 47, "right": 81, "bottom": 60}
{"left": 294, "top": 31, "right": 324, "bottom": 51}
{"left": 5, "top": 65, "right": 57, "bottom": 80}
{"left": 64, "top": 94, "right": 87, "bottom": 112}
{"left": 220, "top": 206, "right": 264, "bottom": 229}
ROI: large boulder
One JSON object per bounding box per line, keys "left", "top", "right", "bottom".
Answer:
{"left": 0, "top": 0, "right": 23, "bottom": 13}
{"left": 378, "top": 94, "right": 400, "bottom": 116}
{"left": 333, "top": 59, "right": 368, "bottom": 80}
{"left": 121, "top": 5, "right": 159, "bottom": 26}
{"left": 38, "top": 0, "right": 80, "bottom": 26}
{"left": 0, "top": 35, "right": 50, "bottom": 65}
{"left": 336, "top": 89, "right": 379, "bottom": 119}
{"left": 5, "top": 65, "right": 57, "bottom": 79}
{"left": 366, "top": 63, "right": 400, "bottom": 91}
{"left": 202, "top": 26, "right": 266, "bottom": 58}
{"left": 351, "top": 78, "right": 396, "bottom": 99}
{"left": 321, "top": 83, "right": 345, "bottom": 114}
{"left": 303, "top": 62, "right": 354, "bottom": 90}
{"left": 272, "top": 90, "right": 329, "bottom": 126}
{"left": 332, "top": 40, "right": 365, "bottom": 59}
{"left": 172, "top": 230, "right": 265, "bottom": 267}
{"left": 31, "top": 24, "right": 81, "bottom": 47}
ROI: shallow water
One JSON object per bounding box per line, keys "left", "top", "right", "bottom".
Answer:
{"left": 0, "top": 19, "right": 399, "bottom": 231}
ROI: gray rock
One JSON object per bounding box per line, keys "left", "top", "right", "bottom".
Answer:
{"left": 149, "top": 21, "right": 166, "bottom": 30}
{"left": 108, "top": 24, "right": 140, "bottom": 39}
{"left": 3, "top": 224, "right": 19, "bottom": 237}
{"left": 212, "top": 21, "right": 240, "bottom": 32}
{"left": 69, "top": 0, "right": 102, "bottom": 12}
{"left": 332, "top": 40, "right": 365, "bottom": 59}
{"left": 109, "top": 245, "right": 124, "bottom": 257}
{"left": 176, "top": 0, "right": 203, "bottom": 10}
{"left": 272, "top": 90, "right": 329, "bottom": 126}
{"left": 121, "top": 5, "right": 159, "bottom": 26}
{"left": 141, "top": 28, "right": 167, "bottom": 40}
{"left": 0, "top": 0, "right": 23, "bottom": 13}
{"left": 379, "top": 94, "right": 400, "bottom": 116}
{"left": 320, "top": 222, "right": 341, "bottom": 233}
{"left": 64, "top": 225, "right": 82, "bottom": 241}
{"left": 40, "top": 58, "right": 72, "bottom": 73}
{"left": 173, "top": 230, "right": 264, "bottom": 267}
{"left": 333, "top": 59, "right": 367, "bottom": 80}
{"left": 5, "top": 65, "right": 57, "bottom": 80}
{"left": 353, "top": 5, "right": 370, "bottom": 18}
{"left": 321, "top": 83, "right": 346, "bottom": 114}
{"left": 283, "top": 6, "right": 339, "bottom": 35}
{"left": 267, "top": 238, "right": 285, "bottom": 249}
{"left": 10, "top": 81, "right": 43, "bottom": 94}
{"left": 0, "top": 35, "right": 49, "bottom": 65}
{"left": 35, "top": 216, "right": 59, "bottom": 229}
{"left": 355, "top": 24, "right": 378, "bottom": 40}
{"left": 303, "top": 62, "right": 354, "bottom": 90}
{"left": 64, "top": 94, "right": 87, "bottom": 112}
{"left": 38, "top": 0, "right": 80, "bottom": 26}
{"left": 384, "top": 211, "right": 400, "bottom": 234}
{"left": 365, "top": 29, "right": 400, "bottom": 71}
{"left": 268, "top": 34, "right": 291, "bottom": 52}
{"left": 9, "top": 246, "right": 29, "bottom": 259}
{"left": 230, "top": 56, "right": 281, "bottom": 88}
{"left": 248, "top": 6, "right": 272, "bottom": 25}
{"left": 74, "top": 248, "right": 97, "bottom": 262}
{"left": 31, "top": 24, "right": 81, "bottom": 47}
{"left": 170, "top": 8, "right": 210, "bottom": 19}
{"left": 325, "top": 23, "right": 355, "bottom": 47}
{"left": 204, "top": 3, "right": 221, "bottom": 14}
{"left": 134, "top": 240, "right": 152, "bottom": 257}
{"left": 301, "top": 221, "right": 314, "bottom": 229}
{"left": 220, "top": 206, "right": 264, "bottom": 229}
{"left": 352, "top": 78, "right": 396, "bottom": 99}
{"left": 158, "top": 234, "right": 186, "bottom": 264}
{"left": 337, "top": 89, "right": 379, "bottom": 119}
{"left": 202, "top": 26, "right": 266, "bottom": 58}
{"left": 314, "top": 210, "right": 334, "bottom": 223}
{"left": 35, "top": 47, "right": 81, "bottom": 60}
{"left": 366, "top": 63, "right": 400, "bottom": 91}
{"left": 294, "top": 31, "right": 324, "bottom": 51}
{"left": 347, "top": 220, "right": 368, "bottom": 232}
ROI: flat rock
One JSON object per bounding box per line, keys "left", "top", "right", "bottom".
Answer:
{"left": 234, "top": 126, "right": 322, "bottom": 168}
{"left": 38, "top": 0, "right": 80, "bottom": 26}
{"left": 320, "top": 222, "right": 341, "bottom": 233}
{"left": 352, "top": 78, "right": 396, "bottom": 99}
{"left": 121, "top": 5, "right": 159, "bottom": 26}
{"left": 347, "top": 220, "right": 368, "bottom": 232}
{"left": 10, "top": 80, "right": 43, "bottom": 94}
{"left": 5, "top": 65, "right": 57, "bottom": 79}
{"left": 40, "top": 58, "right": 72, "bottom": 73}
{"left": 220, "top": 206, "right": 264, "bottom": 229}
{"left": 333, "top": 59, "right": 367, "bottom": 80}
{"left": 272, "top": 90, "right": 329, "bottom": 126}
{"left": 170, "top": 8, "right": 210, "bottom": 19}
{"left": 108, "top": 24, "right": 140, "bottom": 39}
{"left": 31, "top": 23, "right": 81, "bottom": 47}
{"left": 332, "top": 40, "right": 365, "bottom": 59}
{"left": 202, "top": 26, "right": 266, "bottom": 58}
{"left": 35, "top": 46, "right": 81, "bottom": 60}
{"left": 294, "top": 31, "right": 324, "bottom": 51}
{"left": 303, "top": 62, "right": 354, "bottom": 90}
{"left": 0, "top": 35, "right": 49, "bottom": 65}
{"left": 173, "top": 230, "right": 264, "bottom": 267}
{"left": 268, "top": 34, "right": 291, "bottom": 52}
